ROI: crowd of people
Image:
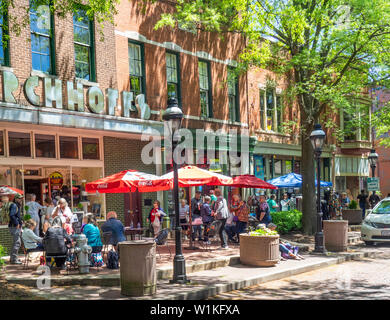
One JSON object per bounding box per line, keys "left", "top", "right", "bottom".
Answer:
{"left": 0, "top": 192, "right": 125, "bottom": 268}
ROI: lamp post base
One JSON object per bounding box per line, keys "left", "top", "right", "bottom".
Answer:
{"left": 170, "top": 254, "right": 190, "bottom": 284}
{"left": 313, "top": 231, "right": 326, "bottom": 253}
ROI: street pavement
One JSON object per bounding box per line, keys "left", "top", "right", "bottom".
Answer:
{"left": 209, "top": 243, "right": 390, "bottom": 300}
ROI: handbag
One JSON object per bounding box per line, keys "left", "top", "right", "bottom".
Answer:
{"left": 90, "top": 252, "right": 104, "bottom": 267}
{"left": 192, "top": 217, "right": 203, "bottom": 225}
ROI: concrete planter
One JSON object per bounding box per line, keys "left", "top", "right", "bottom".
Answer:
{"left": 323, "top": 220, "right": 348, "bottom": 252}
{"left": 239, "top": 234, "right": 280, "bottom": 267}
{"left": 342, "top": 209, "right": 362, "bottom": 225}
{"left": 119, "top": 240, "right": 156, "bottom": 296}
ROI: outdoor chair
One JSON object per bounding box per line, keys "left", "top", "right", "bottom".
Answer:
{"left": 21, "top": 235, "right": 44, "bottom": 270}
{"left": 154, "top": 228, "right": 171, "bottom": 259}
{"left": 44, "top": 248, "right": 72, "bottom": 274}
{"left": 101, "top": 231, "right": 113, "bottom": 262}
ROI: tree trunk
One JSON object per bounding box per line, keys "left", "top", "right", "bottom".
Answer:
{"left": 301, "top": 117, "right": 317, "bottom": 235}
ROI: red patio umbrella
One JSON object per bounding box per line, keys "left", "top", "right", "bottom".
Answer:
{"left": 0, "top": 185, "right": 24, "bottom": 195}
{"left": 160, "top": 165, "right": 233, "bottom": 188}
{"left": 85, "top": 170, "right": 171, "bottom": 194}
{"left": 223, "top": 174, "right": 278, "bottom": 189}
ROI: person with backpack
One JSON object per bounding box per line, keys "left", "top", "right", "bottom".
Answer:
{"left": 82, "top": 214, "right": 104, "bottom": 267}
{"left": 200, "top": 196, "right": 213, "bottom": 244}
{"left": 2, "top": 194, "right": 23, "bottom": 264}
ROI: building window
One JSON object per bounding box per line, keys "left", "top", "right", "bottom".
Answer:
{"left": 260, "top": 89, "right": 266, "bottom": 130}
{"left": 166, "top": 52, "right": 181, "bottom": 104}
{"left": 0, "top": 131, "right": 4, "bottom": 155}
{"left": 8, "top": 132, "right": 31, "bottom": 157}
{"left": 129, "top": 42, "right": 145, "bottom": 99}
{"left": 199, "top": 60, "right": 212, "bottom": 117}
{"left": 74, "top": 10, "right": 95, "bottom": 81}
{"left": 259, "top": 88, "right": 283, "bottom": 132}
{"left": 30, "top": 2, "right": 55, "bottom": 74}
{"left": 82, "top": 137, "right": 99, "bottom": 160}
{"left": 35, "top": 134, "right": 55, "bottom": 158}
{"left": 228, "top": 67, "right": 239, "bottom": 122}
{"left": 0, "top": 12, "right": 9, "bottom": 66}
{"left": 60, "top": 136, "right": 78, "bottom": 159}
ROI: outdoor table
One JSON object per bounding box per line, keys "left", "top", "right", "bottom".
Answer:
{"left": 124, "top": 227, "right": 146, "bottom": 240}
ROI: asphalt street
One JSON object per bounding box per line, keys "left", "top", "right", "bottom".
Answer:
{"left": 209, "top": 244, "right": 390, "bottom": 300}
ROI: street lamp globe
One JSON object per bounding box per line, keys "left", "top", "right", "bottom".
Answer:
{"left": 368, "top": 149, "right": 379, "bottom": 167}
{"left": 163, "top": 98, "right": 183, "bottom": 138}
{"left": 310, "top": 124, "right": 326, "bottom": 152}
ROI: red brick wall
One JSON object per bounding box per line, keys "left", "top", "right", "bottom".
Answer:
{"left": 3, "top": 1, "right": 117, "bottom": 112}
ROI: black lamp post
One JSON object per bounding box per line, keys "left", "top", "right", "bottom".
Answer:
{"left": 368, "top": 149, "right": 379, "bottom": 178}
{"left": 163, "top": 97, "right": 188, "bottom": 284}
{"left": 310, "top": 123, "right": 326, "bottom": 253}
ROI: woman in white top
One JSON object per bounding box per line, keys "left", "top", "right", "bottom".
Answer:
{"left": 52, "top": 198, "right": 73, "bottom": 233}
{"left": 179, "top": 199, "right": 189, "bottom": 231}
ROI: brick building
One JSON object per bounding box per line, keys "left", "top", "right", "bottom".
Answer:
{"left": 0, "top": 0, "right": 372, "bottom": 249}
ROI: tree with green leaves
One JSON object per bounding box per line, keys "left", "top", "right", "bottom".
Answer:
{"left": 152, "top": 0, "right": 390, "bottom": 234}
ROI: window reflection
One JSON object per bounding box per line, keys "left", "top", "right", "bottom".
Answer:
{"left": 35, "top": 134, "right": 55, "bottom": 158}
{"left": 60, "top": 136, "right": 78, "bottom": 159}
{"left": 8, "top": 132, "right": 31, "bottom": 157}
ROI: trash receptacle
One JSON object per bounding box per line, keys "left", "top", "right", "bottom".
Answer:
{"left": 163, "top": 216, "right": 170, "bottom": 230}
{"left": 323, "top": 220, "right": 348, "bottom": 252}
{"left": 119, "top": 240, "right": 156, "bottom": 296}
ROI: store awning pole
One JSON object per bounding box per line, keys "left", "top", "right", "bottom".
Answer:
{"left": 70, "top": 166, "right": 73, "bottom": 211}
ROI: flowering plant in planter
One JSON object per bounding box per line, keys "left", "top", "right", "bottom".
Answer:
{"left": 248, "top": 227, "right": 278, "bottom": 236}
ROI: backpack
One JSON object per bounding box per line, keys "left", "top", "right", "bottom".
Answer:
{"left": 90, "top": 252, "right": 104, "bottom": 267}
{"left": 107, "top": 249, "right": 119, "bottom": 269}
{"left": 154, "top": 229, "right": 169, "bottom": 245}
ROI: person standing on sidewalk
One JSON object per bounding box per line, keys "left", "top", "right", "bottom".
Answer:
{"left": 369, "top": 191, "right": 381, "bottom": 209}
{"left": 256, "top": 195, "right": 272, "bottom": 226}
{"left": 200, "top": 196, "right": 213, "bottom": 244}
{"left": 357, "top": 189, "right": 369, "bottom": 219}
{"left": 213, "top": 189, "right": 229, "bottom": 249}
{"left": 4, "top": 194, "right": 23, "bottom": 264}
{"left": 191, "top": 191, "right": 203, "bottom": 241}
{"left": 25, "top": 193, "right": 46, "bottom": 236}
{"left": 267, "top": 194, "right": 279, "bottom": 212}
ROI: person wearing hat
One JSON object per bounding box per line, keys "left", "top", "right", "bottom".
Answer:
{"left": 3, "top": 194, "right": 23, "bottom": 264}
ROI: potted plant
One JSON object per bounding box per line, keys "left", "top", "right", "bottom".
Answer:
{"left": 239, "top": 226, "right": 280, "bottom": 267}
{"left": 0, "top": 245, "right": 7, "bottom": 277}
{"left": 342, "top": 200, "right": 362, "bottom": 225}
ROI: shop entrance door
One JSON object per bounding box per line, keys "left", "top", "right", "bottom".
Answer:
{"left": 24, "top": 179, "right": 42, "bottom": 203}
{"left": 124, "top": 191, "right": 142, "bottom": 227}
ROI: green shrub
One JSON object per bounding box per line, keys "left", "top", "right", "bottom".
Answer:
{"left": 23, "top": 214, "right": 31, "bottom": 221}
{"left": 348, "top": 200, "right": 358, "bottom": 209}
{"left": 0, "top": 245, "right": 7, "bottom": 267}
{"left": 270, "top": 209, "right": 302, "bottom": 234}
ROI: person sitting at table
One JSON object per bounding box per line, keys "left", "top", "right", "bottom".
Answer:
{"left": 82, "top": 214, "right": 103, "bottom": 253}
{"left": 22, "top": 219, "right": 44, "bottom": 251}
{"left": 42, "top": 211, "right": 53, "bottom": 234}
{"left": 52, "top": 198, "right": 73, "bottom": 235}
{"left": 100, "top": 211, "right": 126, "bottom": 249}
{"left": 43, "top": 216, "right": 72, "bottom": 269}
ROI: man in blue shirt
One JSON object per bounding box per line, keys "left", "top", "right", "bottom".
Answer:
{"left": 26, "top": 194, "right": 46, "bottom": 236}
{"left": 2, "top": 194, "right": 23, "bottom": 264}
{"left": 101, "top": 211, "right": 126, "bottom": 249}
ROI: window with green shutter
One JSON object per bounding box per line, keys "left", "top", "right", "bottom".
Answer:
{"left": 0, "top": 11, "right": 9, "bottom": 66}
{"left": 129, "top": 41, "right": 146, "bottom": 99}
{"left": 228, "top": 67, "right": 239, "bottom": 122}
{"left": 30, "top": 1, "right": 55, "bottom": 74}
{"left": 199, "top": 60, "right": 212, "bottom": 117}
{"left": 73, "top": 10, "right": 95, "bottom": 81}
{"left": 166, "top": 51, "right": 181, "bottom": 105}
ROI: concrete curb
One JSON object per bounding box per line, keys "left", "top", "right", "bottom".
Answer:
{"left": 156, "top": 249, "right": 381, "bottom": 300}
{"left": 5, "top": 254, "right": 241, "bottom": 287}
